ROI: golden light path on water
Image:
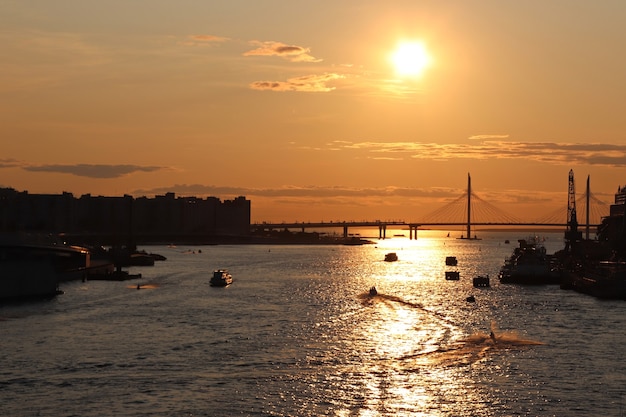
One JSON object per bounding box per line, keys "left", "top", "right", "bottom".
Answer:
{"left": 3, "top": 230, "right": 625, "bottom": 417}
{"left": 350, "top": 286, "right": 544, "bottom": 415}
{"left": 323, "top": 229, "right": 547, "bottom": 415}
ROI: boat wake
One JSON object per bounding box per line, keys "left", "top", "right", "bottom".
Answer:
{"left": 463, "top": 329, "right": 544, "bottom": 347}
{"left": 126, "top": 283, "right": 159, "bottom": 290}
{"left": 397, "top": 326, "right": 544, "bottom": 368}
{"left": 359, "top": 290, "right": 455, "bottom": 325}
{"left": 360, "top": 290, "right": 543, "bottom": 366}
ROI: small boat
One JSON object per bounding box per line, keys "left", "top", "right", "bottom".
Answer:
{"left": 210, "top": 269, "right": 233, "bottom": 287}
{"left": 369, "top": 286, "right": 378, "bottom": 296}
{"left": 473, "top": 275, "right": 490, "bottom": 287}
{"left": 384, "top": 252, "right": 398, "bottom": 262}
{"left": 466, "top": 295, "right": 476, "bottom": 302}
{"left": 445, "top": 256, "right": 458, "bottom": 266}
{"left": 445, "top": 271, "right": 460, "bottom": 280}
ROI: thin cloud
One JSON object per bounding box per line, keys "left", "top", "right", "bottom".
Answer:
{"left": 324, "top": 140, "right": 626, "bottom": 167}
{"left": 180, "top": 34, "right": 230, "bottom": 47}
{"left": 23, "top": 164, "right": 164, "bottom": 179}
{"left": 135, "top": 184, "right": 459, "bottom": 199}
{"left": 243, "top": 41, "right": 322, "bottom": 63}
{"left": 0, "top": 158, "right": 22, "bottom": 168}
{"left": 468, "top": 134, "right": 510, "bottom": 140}
{"left": 250, "top": 73, "right": 344, "bottom": 92}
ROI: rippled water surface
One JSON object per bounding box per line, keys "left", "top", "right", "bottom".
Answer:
{"left": 1, "top": 231, "right": 625, "bottom": 416}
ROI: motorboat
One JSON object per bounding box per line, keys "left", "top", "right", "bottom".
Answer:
{"left": 384, "top": 252, "right": 398, "bottom": 262}
{"left": 369, "top": 286, "right": 378, "bottom": 296}
{"left": 445, "top": 256, "right": 458, "bottom": 266}
{"left": 473, "top": 275, "right": 490, "bottom": 287}
{"left": 210, "top": 269, "right": 233, "bottom": 287}
{"left": 445, "top": 271, "right": 460, "bottom": 280}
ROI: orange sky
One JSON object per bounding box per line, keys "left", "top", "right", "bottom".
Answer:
{"left": 2, "top": 1, "right": 626, "bottom": 224}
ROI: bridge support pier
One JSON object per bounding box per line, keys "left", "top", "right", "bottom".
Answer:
{"left": 378, "top": 224, "right": 386, "bottom": 239}
{"left": 343, "top": 226, "right": 348, "bottom": 239}
{"left": 409, "top": 225, "right": 419, "bottom": 240}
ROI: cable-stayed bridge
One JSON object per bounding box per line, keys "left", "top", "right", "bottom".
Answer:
{"left": 252, "top": 173, "right": 609, "bottom": 239}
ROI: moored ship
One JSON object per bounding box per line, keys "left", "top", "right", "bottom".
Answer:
{"left": 499, "top": 237, "right": 560, "bottom": 285}
{"left": 563, "top": 261, "right": 626, "bottom": 300}
{"left": 0, "top": 233, "right": 90, "bottom": 301}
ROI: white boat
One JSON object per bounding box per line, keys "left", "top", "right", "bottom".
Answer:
{"left": 210, "top": 269, "right": 233, "bottom": 287}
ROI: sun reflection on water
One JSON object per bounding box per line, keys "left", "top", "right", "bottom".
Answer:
{"left": 346, "top": 275, "right": 545, "bottom": 416}
{"left": 296, "top": 231, "right": 549, "bottom": 415}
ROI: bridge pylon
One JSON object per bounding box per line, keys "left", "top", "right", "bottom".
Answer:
{"left": 458, "top": 172, "right": 480, "bottom": 240}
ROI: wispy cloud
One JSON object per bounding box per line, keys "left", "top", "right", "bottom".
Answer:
{"left": 249, "top": 73, "right": 344, "bottom": 92}
{"left": 243, "top": 41, "right": 322, "bottom": 63}
{"left": 180, "top": 34, "right": 230, "bottom": 47}
{"left": 0, "top": 158, "right": 22, "bottom": 168}
{"left": 22, "top": 164, "right": 164, "bottom": 179}
{"left": 323, "top": 140, "right": 626, "bottom": 167}
{"left": 135, "top": 183, "right": 459, "bottom": 199}
{"left": 468, "top": 134, "right": 510, "bottom": 140}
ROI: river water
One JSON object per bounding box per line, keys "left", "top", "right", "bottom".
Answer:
{"left": 1, "top": 231, "right": 624, "bottom": 416}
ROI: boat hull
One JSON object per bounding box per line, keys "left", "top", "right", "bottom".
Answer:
{"left": 0, "top": 236, "right": 90, "bottom": 301}
{"left": 445, "top": 271, "right": 460, "bottom": 280}
{"left": 0, "top": 259, "right": 59, "bottom": 300}
{"left": 210, "top": 269, "right": 233, "bottom": 287}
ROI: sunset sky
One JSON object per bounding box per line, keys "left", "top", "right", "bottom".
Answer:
{"left": 2, "top": 1, "right": 626, "bottom": 224}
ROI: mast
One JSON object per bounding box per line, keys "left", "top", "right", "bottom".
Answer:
{"left": 585, "top": 175, "right": 590, "bottom": 240}
{"left": 467, "top": 173, "right": 471, "bottom": 239}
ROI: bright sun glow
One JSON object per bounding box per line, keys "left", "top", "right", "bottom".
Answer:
{"left": 391, "top": 42, "right": 431, "bottom": 77}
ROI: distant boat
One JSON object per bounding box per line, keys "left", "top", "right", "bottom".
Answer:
{"left": 458, "top": 234, "right": 481, "bottom": 241}
{"left": 445, "top": 271, "right": 460, "bottom": 280}
{"left": 210, "top": 269, "right": 233, "bottom": 287}
{"left": 473, "top": 275, "right": 490, "bottom": 287}
{"left": 369, "top": 286, "right": 378, "bottom": 296}
{"left": 384, "top": 252, "right": 398, "bottom": 262}
{"left": 445, "top": 256, "right": 458, "bottom": 266}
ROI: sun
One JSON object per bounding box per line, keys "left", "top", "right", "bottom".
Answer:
{"left": 391, "top": 41, "right": 431, "bottom": 77}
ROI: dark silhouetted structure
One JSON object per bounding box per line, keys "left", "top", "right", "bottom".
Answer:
{"left": 0, "top": 188, "right": 250, "bottom": 243}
